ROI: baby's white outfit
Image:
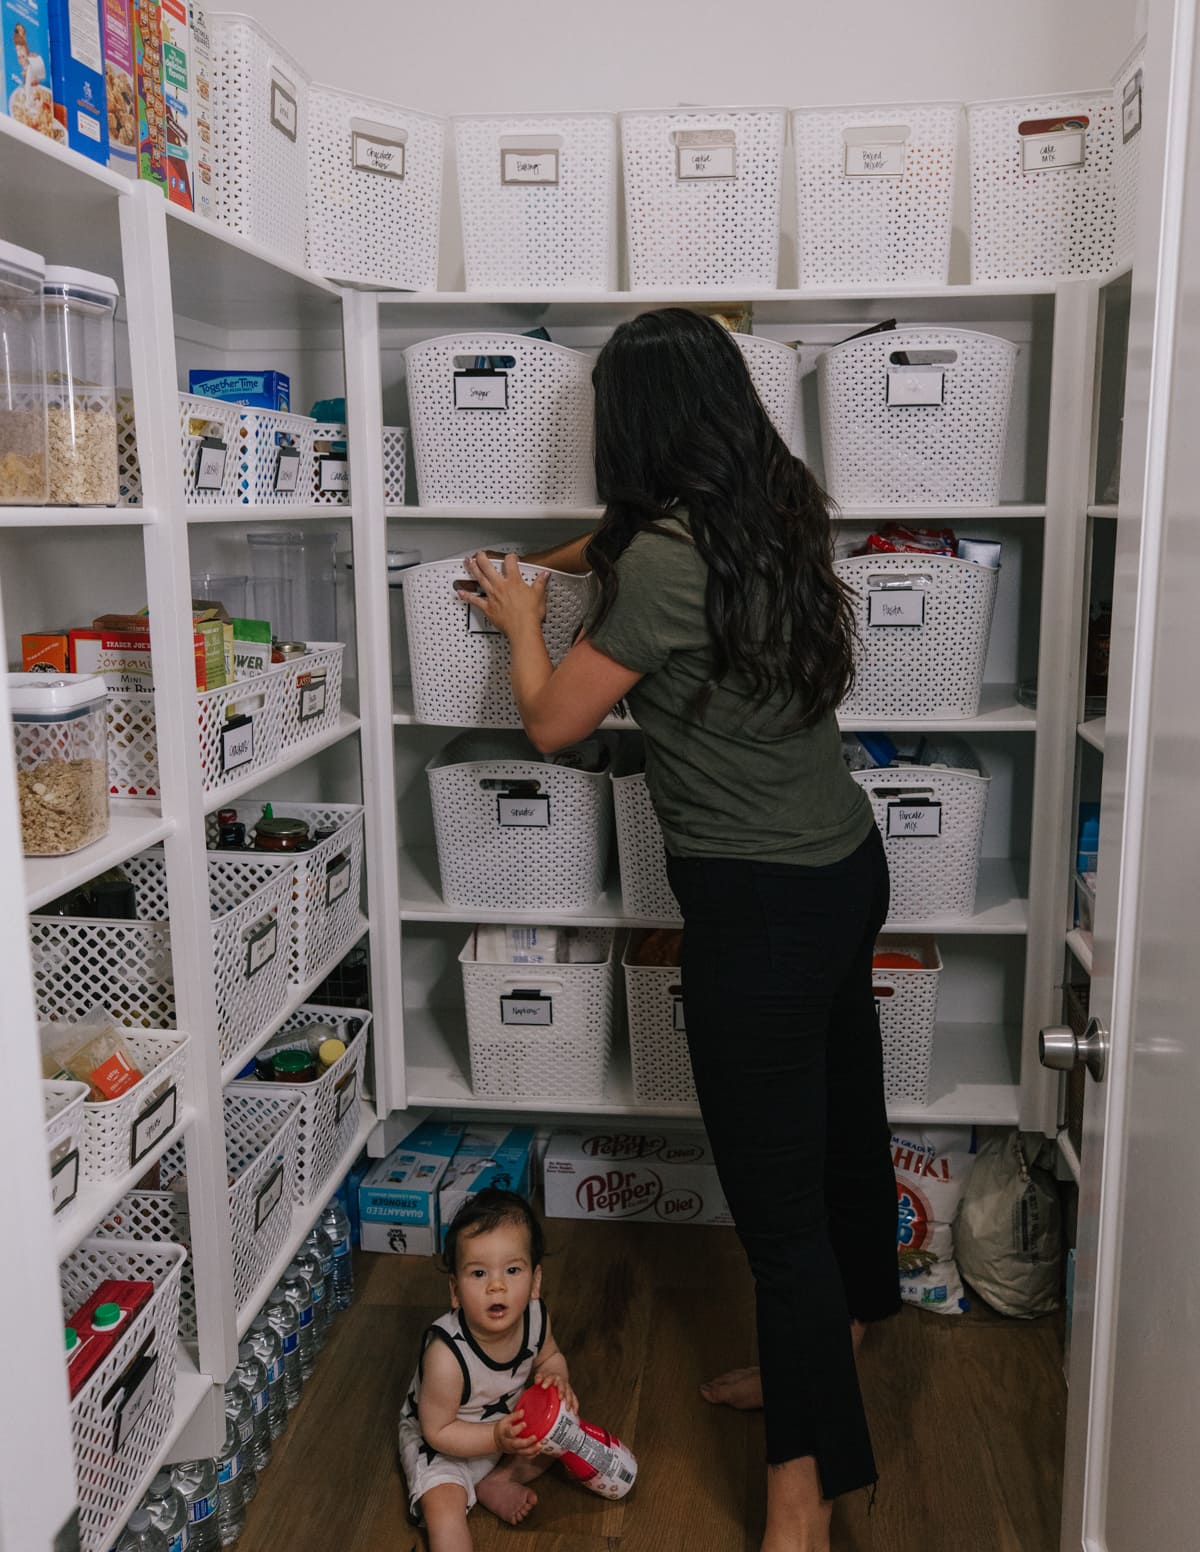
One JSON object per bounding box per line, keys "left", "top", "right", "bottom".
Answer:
{"left": 399, "top": 1299, "right": 548, "bottom": 1519}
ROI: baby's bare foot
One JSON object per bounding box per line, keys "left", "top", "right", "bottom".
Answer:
{"left": 477, "top": 1460, "right": 541, "bottom": 1525}
{"left": 700, "top": 1366, "right": 764, "bottom": 1410}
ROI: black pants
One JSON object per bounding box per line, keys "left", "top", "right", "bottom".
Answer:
{"left": 666, "top": 827, "right": 900, "bottom": 1501}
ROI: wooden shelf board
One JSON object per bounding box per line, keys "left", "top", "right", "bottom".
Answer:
{"left": 0, "top": 505, "right": 153, "bottom": 527}
{"left": 185, "top": 504, "right": 356, "bottom": 524}
{"left": 1067, "top": 928, "right": 1095, "bottom": 976}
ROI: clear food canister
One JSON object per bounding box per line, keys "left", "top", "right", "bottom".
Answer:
{"left": 0, "top": 239, "right": 48, "bottom": 505}
{"left": 42, "top": 266, "right": 120, "bottom": 506}
{"left": 9, "top": 673, "right": 111, "bottom": 856}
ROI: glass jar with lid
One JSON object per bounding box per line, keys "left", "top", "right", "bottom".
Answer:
{"left": 9, "top": 673, "right": 110, "bottom": 856}
{"left": 253, "top": 811, "right": 313, "bottom": 852}
{"left": 0, "top": 239, "right": 48, "bottom": 505}
{"left": 42, "top": 267, "right": 120, "bottom": 506}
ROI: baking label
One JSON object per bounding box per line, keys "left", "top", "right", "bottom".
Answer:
{"left": 111, "top": 1347, "right": 158, "bottom": 1454}
{"left": 352, "top": 121, "right": 406, "bottom": 178}
{"left": 51, "top": 1148, "right": 80, "bottom": 1214}
{"left": 1123, "top": 71, "right": 1143, "bottom": 141}
{"left": 325, "top": 856, "right": 352, "bottom": 906}
{"left": 298, "top": 677, "right": 328, "bottom": 722}
{"left": 270, "top": 71, "right": 298, "bottom": 142}
{"left": 868, "top": 588, "right": 925, "bottom": 628}
{"left": 675, "top": 129, "right": 737, "bottom": 180}
{"left": 195, "top": 437, "right": 228, "bottom": 490}
{"left": 335, "top": 1070, "right": 357, "bottom": 1123}
{"left": 245, "top": 919, "right": 278, "bottom": 979}
{"left": 454, "top": 371, "right": 508, "bottom": 410}
{"left": 886, "top": 367, "right": 945, "bottom": 407}
{"left": 501, "top": 993, "right": 553, "bottom": 1026}
{"left": 844, "top": 142, "right": 906, "bottom": 176}
{"left": 672, "top": 996, "right": 686, "bottom": 1033}
{"left": 1021, "top": 129, "right": 1085, "bottom": 172}
{"left": 501, "top": 147, "right": 560, "bottom": 185}
{"left": 130, "top": 1084, "right": 178, "bottom": 1167}
{"left": 497, "top": 795, "right": 550, "bottom": 827}
{"left": 886, "top": 800, "right": 943, "bottom": 838}
{"left": 254, "top": 1164, "right": 284, "bottom": 1232}
{"left": 274, "top": 445, "right": 301, "bottom": 492}
{"left": 221, "top": 714, "right": 255, "bottom": 773}
{"left": 318, "top": 455, "right": 350, "bottom": 493}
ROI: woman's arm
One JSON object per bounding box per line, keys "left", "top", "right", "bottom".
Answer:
{"left": 418, "top": 1340, "right": 540, "bottom": 1461}
{"left": 520, "top": 531, "right": 595, "bottom": 575}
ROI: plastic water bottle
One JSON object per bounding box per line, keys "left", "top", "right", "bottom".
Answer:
{"left": 214, "top": 1411, "right": 246, "bottom": 1545}
{"left": 170, "top": 1458, "right": 220, "bottom": 1552}
{"left": 245, "top": 1314, "right": 287, "bottom": 1441}
{"left": 320, "top": 1198, "right": 354, "bottom": 1311}
{"left": 292, "top": 1246, "right": 330, "bottom": 1349}
{"left": 115, "top": 1507, "right": 166, "bottom": 1551}
{"left": 304, "top": 1225, "right": 336, "bottom": 1330}
{"left": 141, "top": 1471, "right": 188, "bottom": 1552}
{"left": 280, "top": 1265, "right": 316, "bottom": 1380}
{"left": 235, "top": 1343, "right": 272, "bottom": 1470}
{"left": 224, "top": 1379, "right": 259, "bottom": 1505}
{"left": 266, "top": 1288, "right": 303, "bottom": 1409}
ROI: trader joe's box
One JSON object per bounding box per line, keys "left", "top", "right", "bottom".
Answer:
{"left": 543, "top": 1130, "right": 732, "bottom": 1227}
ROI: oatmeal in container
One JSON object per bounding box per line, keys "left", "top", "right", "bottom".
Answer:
{"left": 42, "top": 267, "right": 120, "bottom": 506}
{"left": 0, "top": 239, "right": 48, "bottom": 505}
{"left": 10, "top": 673, "right": 111, "bottom": 856}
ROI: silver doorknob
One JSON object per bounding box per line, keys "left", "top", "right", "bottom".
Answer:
{"left": 1039, "top": 1018, "right": 1109, "bottom": 1082}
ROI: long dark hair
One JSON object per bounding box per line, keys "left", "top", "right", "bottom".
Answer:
{"left": 587, "top": 308, "right": 854, "bottom": 726}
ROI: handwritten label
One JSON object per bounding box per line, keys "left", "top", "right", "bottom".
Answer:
{"left": 675, "top": 128, "right": 737, "bottom": 180}
{"left": 111, "top": 1347, "right": 158, "bottom": 1454}
{"left": 245, "top": 919, "right": 278, "bottom": 980}
{"left": 868, "top": 589, "right": 925, "bottom": 628}
{"left": 51, "top": 1149, "right": 80, "bottom": 1214}
{"left": 1021, "top": 129, "right": 1085, "bottom": 172}
{"left": 195, "top": 437, "right": 228, "bottom": 491}
{"left": 887, "top": 367, "right": 945, "bottom": 407}
{"left": 270, "top": 72, "right": 298, "bottom": 142}
{"left": 254, "top": 1164, "right": 284, "bottom": 1232}
{"left": 500, "top": 993, "right": 553, "bottom": 1027}
{"left": 672, "top": 997, "right": 686, "bottom": 1034}
{"left": 325, "top": 856, "right": 351, "bottom": 907}
{"left": 221, "top": 715, "right": 255, "bottom": 773}
{"left": 497, "top": 795, "right": 550, "bottom": 827}
{"left": 454, "top": 371, "right": 508, "bottom": 411}
{"left": 130, "top": 1084, "right": 178, "bottom": 1167}
{"left": 1123, "top": 71, "right": 1143, "bottom": 142}
{"left": 466, "top": 602, "right": 500, "bottom": 635}
{"left": 501, "top": 147, "right": 560, "bottom": 185}
{"left": 886, "top": 801, "right": 943, "bottom": 839}
{"left": 352, "top": 125, "right": 406, "bottom": 179}
{"left": 335, "top": 1070, "right": 357, "bottom": 1123}
{"left": 274, "top": 446, "right": 301, "bottom": 492}
{"left": 844, "top": 142, "right": 906, "bottom": 176}
{"left": 318, "top": 456, "right": 350, "bottom": 493}
{"left": 298, "top": 677, "right": 328, "bottom": 723}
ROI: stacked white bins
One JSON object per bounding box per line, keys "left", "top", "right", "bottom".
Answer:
{"left": 873, "top": 937, "right": 943, "bottom": 1104}
{"left": 733, "top": 333, "right": 804, "bottom": 455}
{"left": 610, "top": 736, "right": 681, "bottom": 922}
{"left": 623, "top": 933, "right": 695, "bottom": 1107}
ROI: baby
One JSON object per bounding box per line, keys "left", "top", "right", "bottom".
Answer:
{"left": 399, "top": 1188, "right": 578, "bottom": 1550}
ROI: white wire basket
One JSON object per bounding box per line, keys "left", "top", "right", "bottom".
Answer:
{"left": 611, "top": 739, "right": 682, "bottom": 922}
{"left": 275, "top": 642, "right": 346, "bottom": 753}
{"left": 873, "top": 936, "right": 943, "bottom": 1103}
{"left": 427, "top": 733, "right": 612, "bottom": 912}
{"left": 383, "top": 425, "right": 407, "bottom": 504}
{"left": 818, "top": 325, "right": 1017, "bottom": 506}
{"left": 117, "top": 392, "right": 245, "bottom": 507}
{"left": 733, "top": 334, "right": 803, "bottom": 453}
{"left": 791, "top": 101, "right": 960, "bottom": 286}
{"left": 620, "top": 105, "right": 787, "bottom": 288}
{"left": 405, "top": 556, "right": 593, "bottom": 726}
{"left": 311, "top": 422, "right": 351, "bottom": 505}
{"left": 1113, "top": 40, "right": 1147, "bottom": 274}
{"left": 405, "top": 331, "right": 597, "bottom": 506}
{"left": 44, "top": 1079, "right": 88, "bottom": 1215}
{"left": 307, "top": 82, "right": 444, "bottom": 289}
{"left": 75, "top": 1032, "right": 190, "bottom": 1184}
{"left": 459, "top": 928, "right": 615, "bottom": 1102}
{"left": 116, "top": 392, "right": 140, "bottom": 506}
{"left": 623, "top": 936, "right": 696, "bottom": 1107}
{"left": 968, "top": 89, "right": 1119, "bottom": 282}
{"left": 454, "top": 111, "right": 618, "bottom": 291}
{"left": 234, "top": 407, "right": 318, "bottom": 506}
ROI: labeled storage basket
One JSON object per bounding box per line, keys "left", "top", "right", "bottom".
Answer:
{"left": 44, "top": 1079, "right": 88, "bottom": 1216}
{"left": 1113, "top": 40, "right": 1147, "bottom": 273}
{"left": 460, "top": 927, "right": 615, "bottom": 1101}
{"left": 454, "top": 111, "right": 618, "bottom": 290}
{"left": 309, "top": 425, "right": 408, "bottom": 506}
{"left": 968, "top": 90, "right": 1119, "bottom": 281}
{"left": 819, "top": 325, "right": 1017, "bottom": 506}
{"left": 791, "top": 101, "right": 960, "bottom": 286}
{"left": 611, "top": 738, "right": 681, "bottom": 922}
{"left": 427, "top": 732, "right": 612, "bottom": 912}
{"left": 620, "top": 105, "right": 787, "bottom": 288}
{"left": 235, "top": 408, "right": 318, "bottom": 506}
{"left": 623, "top": 934, "right": 696, "bottom": 1107}
{"left": 77, "top": 1032, "right": 190, "bottom": 1184}
{"left": 405, "top": 332, "right": 596, "bottom": 506}
{"left": 307, "top": 83, "right": 444, "bottom": 289}
{"left": 836, "top": 554, "right": 999, "bottom": 718}
{"left": 62, "top": 1238, "right": 187, "bottom": 1552}
{"left": 275, "top": 642, "right": 345, "bottom": 752}
{"left": 212, "top": 13, "right": 310, "bottom": 265}
{"left": 229, "top": 1004, "right": 370, "bottom": 1204}
{"left": 112, "top": 393, "right": 243, "bottom": 506}
{"left": 406, "top": 556, "right": 593, "bottom": 725}
{"left": 383, "top": 425, "right": 407, "bottom": 504}
{"left": 734, "top": 334, "right": 803, "bottom": 453}
{"left": 873, "top": 936, "right": 942, "bottom": 1103}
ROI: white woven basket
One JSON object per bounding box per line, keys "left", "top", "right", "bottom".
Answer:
{"left": 406, "top": 556, "right": 593, "bottom": 726}
{"left": 61, "top": 1238, "right": 186, "bottom": 1552}
{"left": 44, "top": 1079, "right": 88, "bottom": 1215}
{"left": 968, "top": 90, "right": 1118, "bottom": 282}
{"left": 232, "top": 407, "right": 317, "bottom": 506}
{"left": 459, "top": 928, "right": 615, "bottom": 1101}
{"left": 873, "top": 936, "right": 942, "bottom": 1103}
{"left": 620, "top": 105, "right": 786, "bottom": 288}
{"left": 311, "top": 422, "right": 351, "bottom": 505}
{"left": 818, "top": 325, "right": 1017, "bottom": 506}
{"left": 623, "top": 937, "right": 696, "bottom": 1107}
{"left": 117, "top": 392, "right": 140, "bottom": 506}
{"left": 611, "top": 740, "right": 682, "bottom": 922}
{"left": 427, "top": 732, "right": 612, "bottom": 912}
{"left": 405, "top": 331, "right": 596, "bottom": 507}
{"left": 733, "top": 334, "right": 803, "bottom": 453}
{"left": 212, "top": 12, "right": 309, "bottom": 265}
{"left": 383, "top": 425, "right": 407, "bottom": 504}
{"left": 94, "top": 1193, "right": 197, "bottom": 1337}
{"left": 307, "top": 83, "right": 444, "bottom": 289}
{"left": 229, "top": 1004, "right": 370, "bottom": 1204}
{"left": 454, "top": 111, "right": 618, "bottom": 291}
{"left": 76, "top": 1032, "right": 190, "bottom": 1184}
{"left": 791, "top": 101, "right": 959, "bottom": 286}
{"left": 112, "top": 393, "right": 244, "bottom": 507}
{"left": 1113, "top": 41, "right": 1146, "bottom": 274}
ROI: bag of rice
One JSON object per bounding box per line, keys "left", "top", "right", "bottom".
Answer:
{"left": 955, "top": 1129, "right": 1062, "bottom": 1318}
{"left": 893, "top": 1126, "right": 977, "bottom": 1314}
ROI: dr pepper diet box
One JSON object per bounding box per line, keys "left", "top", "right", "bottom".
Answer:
{"left": 543, "top": 1130, "right": 732, "bottom": 1228}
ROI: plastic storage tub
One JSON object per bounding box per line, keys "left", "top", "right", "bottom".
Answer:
{"left": 623, "top": 933, "right": 696, "bottom": 1107}
{"left": 0, "top": 238, "right": 48, "bottom": 504}
{"left": 234, "top": 408, "right": 318, "bottom": 506}
{"left": 10, "top": 672, "right": 110, "bottom": 856}
{"left": 77, "top": 1031, "right": 190, "bottom": 1183}
{"left": 1113, "top": 40, "right": 1147, "bottom": 273}
{"left": 610, "top": 737, "right": 682, "bottom": 922}
{"left": 43, "top": 267, "right": 119, "bottom": 506}
{"left": 733, "top": 334, "right": 803, "bottom": 452}
{"left": 43, "top": 1078, "right": 88, "bottom": 1216}
{"left": 873, "top": 936, "right": 943, "bottom": 1104}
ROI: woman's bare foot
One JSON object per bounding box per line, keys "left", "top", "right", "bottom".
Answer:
{"left": 702, "top": 1322, "right": 868, "bottom": 1412}
{"left": 760, "top": 1457, "right": 832, "bottom": 1552}
{"left": 476, "top": 1454, "right": 549, "bottom": 1526}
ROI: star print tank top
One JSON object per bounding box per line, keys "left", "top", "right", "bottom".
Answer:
{"left": 402, "top": 1301, "right": 549, "bottom": 1430}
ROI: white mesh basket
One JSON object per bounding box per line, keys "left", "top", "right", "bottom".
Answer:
{"left": 405, "top": 332, "right": 597, "bottom": 507}
{"left": 44, "top": 1079, "right": 88, "bottom": 1216}
{"left": 406, "top": 557, "right": 593, "bottom": 726}
{"left": 611, "top": 740, "right": 682, "bottom": 922}
{"left": 229, "top": 1005, "right": 370, "bottom": 1204}
{"left": 311, "top": 423, "right": 350, "bottom": 505}
{"left": 427, "top": 732, "right": 612, "bottom": 912}
{"left": 212, "top": 12, "right": 309, "bottom": 265}
{"left": 454, "top": 111, "right": 618, "bottom": 291}
{"left": 620, "top": 105, "right": 786, "bottom": 289}
{"left": 307, "top": 83, "right": 444, "bottom": 289}
{"left": 818, "top": 325, "right": 1017, "bottom": 506}
{"left": 178, "top": 393, "right": 243, "bottom": 504}
{"left": 276, "top": 643, "right": 345, "bottom": 752}
{"left": 623, "top": 936, "right": 696, "bottom": 1106}
{"left": 733, "top": 334, "right": 803, "bottom": 453}
{"left": 873, "top": 936, "right": 942, "bottom": 1103}
{"left": 93, "top": 1192, "right": 197, "bottom": 1337}
{"left": 459, "top": 928, "right": 615, "bottom": 1101}
{"left": 61, "top": 1238, "right": 186, "bottom": 1552}
{"left": 1113, "top": 41, "right": 1146, "bottom": 274}
{"left": 852, "top": 756, "right": 991, "bottom": 919}
{"left": 235, "top": 408, "right": 317, "bottom": 506}
{"left": 77, "top": 1032, "right": 190, "bottom": 1184}
{"left": 791, "top": 101, "right": 959, "bottom": 286}
{"left": 383, "top": 425, "right": 407, "bottom": 504}
{"left": 116, "top": 392, "right": 140, "bottom": 506}
{"left": 968, "top": 90, "right": 1118, "bottom": 282}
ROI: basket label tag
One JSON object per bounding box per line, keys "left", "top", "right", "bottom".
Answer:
{"left": 195, "top": 437, "right": 228, "bottom": 490}
{"left": 1123, "top": 70, "right": 1143, "bottom": 141}
{"left": 497, "top": 795, "right": 550, "bottom": 827}
{"left": 335, "top": 1070, "right": 358, "bottom": 1123}
{"left": 270, "top": 70, "right": 298, "bottom": 142}
{"left": 352, "top": 119, "right": 407, "bottom": 178}
{"left": 501, "top": 147, "right": 560, "bottom": 185}
{"left": 844, "top": 142, "right": 906, "bottom": 176}
{"left": 326, "top": 856, "right": 352, "bottom": 906}
{"left": 221, "top": 713, "right": 255, "bottom": 773}
{"left": 318, "top": 455, "right": 350, "bottom": 493}
{"left": 51, "top": 1148, "right": 80, "bottom": 1213}
{"left": 868, "top": 588, "right": 925, "bottom": 628}
{"left": 501, "top": 993, "right": 553, "bottom": 1026}
{"left": 672, "top": 996, "right": 686, "bottom": 1033}
{"left": 886, "top": 800, "right": 943, "bottom": 838}
{"left": 245, "top": 919, "right": 278, "bottom": 979}
{"left": 886, "top": 367, "right": 945, "bottom": 407}
{"left": 254, "top": 1164, "right": 285, "bottom": 1232}
{"left": 298, "top": 673, "right": 328, "bottom": 722}
{"left": 675, "top": 128, "right": 736, "bottom": 179}
{"left": 273, "top": 445, "right": 301, "bottom": 492}
{"left": 110, "top": 1344, "right": 158, "bottom": 1454}
{"left": 131, "top": 1083, "right": 178, "bottom": 1167}
{"left": 465, "top": 595, "right": 501, "bottom": 634}
{"left": 454, "top": 371, "right": 508, "bottom": 410}
{"left": 1021, "top": 128, "right": 1085, "bottom": 172}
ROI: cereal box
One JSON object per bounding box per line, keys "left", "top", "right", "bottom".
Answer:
{"left": 187, "top": 0, "right": 215, "bottom": 217}
{"left": 3, "top": 0, "right": 64, "bottom": 145}
{"left": 101, "top": 0, "right": 136, "bottom": 173}
{"left": 132, "top": 0, "right": 166, "bottom": 194}
{"left": 46, "top": 0, "right": 108, "bottom": 162}
{"left": 159, "top": 0, "right": 190, "bottom": 207}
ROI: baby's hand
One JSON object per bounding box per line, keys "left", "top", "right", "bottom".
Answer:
{"left": 536, "top": 1371, "right": 580, "bottom": 1415}
{"left": 493, "top": 1409, "right": 542, "bottom": 1458}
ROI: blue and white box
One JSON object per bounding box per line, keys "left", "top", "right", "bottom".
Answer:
{"left": 438, "top": 1125, "right": 536, "bottom": 1251}
{"left": 188, "top": 369, "right": 291, "bottom": 411}
{"left": 46, "top": 0, "right": 108, "bottom": 163}
{"left": 359, "top": 1119, "right": 464, "bottom": 1256}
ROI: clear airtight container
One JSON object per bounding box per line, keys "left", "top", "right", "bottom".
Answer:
{"left": 42, "top": 266, "right": 120, "bottom": 505}
{"left": 0, "top": 239, "right": 48, "bottom": 505}
{"left": 10, "top": 673, "right": 110, "bottom": 856}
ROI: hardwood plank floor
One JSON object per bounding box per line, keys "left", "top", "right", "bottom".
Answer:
{"left": 235, "top": 1221, "right": 1066, "bottom": 1552}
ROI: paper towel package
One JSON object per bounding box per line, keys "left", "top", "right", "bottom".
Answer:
{"left": 359, "top": 1119, "right": 464, "bottom": 1256}
{"left": 438, "top": 1125, "right": 536, "bottom": 1250}
{"left": 543, "top": 1130, "right": 732, "bottom": 1227}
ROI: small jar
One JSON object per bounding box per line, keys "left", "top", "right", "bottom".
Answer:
{"left": 10, "top": 673, "right": 110, "bottom": 856}
{"left": 0, "top": 239, "right": 48, "bottom": 505}
{"left": 253, "top": 814, "right": 312, "bottom": 852}
{"left": 272, "top": 1050, "right": 317, "bottom": 1084}
{"left": 42, "top": 267, "right": 120, "bottom": 506}
{"left": 272, "top": 640, "right": 308, "bottom": 663}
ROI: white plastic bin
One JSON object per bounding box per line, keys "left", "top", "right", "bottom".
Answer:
{"left": 1113, "top": 41, "right": 1147, "bottom": 274}
{"left": 873, "top": 936, "right": 942, "bottom": 1104}
{"left": 308, "top": 424, "right": 408, "bottom": 507}
{"left": 44, "top": 1079, "right": 88, "bottom": 1216}
{"left": 76, "top": 1031, "right": 190, "bottom": 1184}
{"left": 623, "top": 934, "right": 696, "bottom": 1107}
{"left": 733, "top": 334, "right": 803, "bottom": 453}
{"left": 454, "top": 111, "right": 618, "bottom": 290}
{"left": 235, "top": 408, "right": 317, "bottom": 507}
{"left": 611, "top": 737, "right": 681, "bottom": 922}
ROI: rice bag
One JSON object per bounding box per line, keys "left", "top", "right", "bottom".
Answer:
{"left": 893, "top": 1126, "right": 977, "bottom": 1314}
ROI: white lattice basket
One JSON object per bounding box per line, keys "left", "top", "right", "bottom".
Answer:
{"left": 406, "top": 556, "right": 593, "bottom": 726}
{"left": 94, "top": 1192, "right": 196, "bottom": 1338}
{"left": 116, "top": 392, "right": 140, "bottom": 506}
{"left": 212, "top": 12, "right": 309, "bottom": 265}
{"left": 405, "top": 332, "right": 596, "bottom": 507}
{"left": 44, "top": 1079, "right": 88, "bottom": 1216}
{"left": 968, "top": 90, "right": 1118, "bottom": 282}
{"left": 733, "top": 334, "right": 803, "bottom": 453}
{"left": 77, "top": 1032, "right": 190, "bottom": 1184}
{"left": 1113, "top": 41, "right": 1146, "bottom": 273}
{"left": 620, "top": 105, "right": 786, "bottom": 289}
{"left": 623, "top": 937, "right": 696, "bottom": 1107}
{"left": 383, "top": 425, "right": 407, "bottom": 504}
{"left": 611, "top": 740, "right": 681, "bottom": 922}
{"left": 873, "top": 936, "right": 942, "bottom": 1103}
{"left": 460, "top": 928, "right": 615, "bottom": 1101}
{"left": 229, "top": 1004, "right": 370, "bottom": 1204}
{"left": 234, "top": 408, "right": 318, "bottom": 506}
{"left": 836, "top": 554, "right": 999, "bottom": 719}
{"left": 276, "top": 643, "right": 345, "bottom": 752}
{"left": 307, "top": 83, "right": 444, "bottom": 289}
{"left": 791, "top": 101, "right": 959, "bottom": 286}
{"left": 454, "top": 111, "right": 618, "bottom": 291}
{"left": 818, "top": 325, "right": 1017, "bottom": 506}
{"left": 61, "top": 1238, "right": 187, "bottom": 1552}
{"left": 852, "top": 756, "right": 991, "bottom": 919}
{"left": 116, "top": 392, "right": 250, "bottom": 508}
{"left": 311, "top": 423, "right": 350, "bottom": 505}
{"left": 427, "top": 733, "right": 612, "bottom": 912}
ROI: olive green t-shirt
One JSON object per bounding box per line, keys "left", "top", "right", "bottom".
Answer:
{"left": 587, "top": 519, "right": 873, "bottom": 866}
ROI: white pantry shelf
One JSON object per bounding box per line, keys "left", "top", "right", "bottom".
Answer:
{"left": 1067, "top": 928, "right": 1095, "bottom": 976}
{"left": 24, "top": 804, "right": 174, "bottom": 913}
{"left": 1078, "top": 718, "right": 1107, "bottom": 752}
{"left": 55, "top": 1106, "right": 197, "bottom": 1260}
{"left": 0, "top": 505, "right": 154, "bottom": 528}
{"left": 385, "top": 503, "right": 1046, "bottom": 523}
{"left": 200, "top": 713, "right": 362, "bottom": 815}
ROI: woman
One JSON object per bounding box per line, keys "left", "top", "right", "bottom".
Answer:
{"left": 458, "top": 308, "right": 898, "bottom": 1552}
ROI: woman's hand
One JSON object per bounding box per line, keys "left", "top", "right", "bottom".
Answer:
{"left": 457, "top": 551, "right": 549, "bottom": 639}
{"left": 534, "top": 1370, "right": 580, "bottom": 1415}
{"left": 493, "top": 1409, "right": 542, "bottom": 1457}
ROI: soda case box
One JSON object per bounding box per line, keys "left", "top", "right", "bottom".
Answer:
{"left": 132, "top": 0, "right": 166, "bottom": 194}
{"left": 159, "top": 0, "right": 190, "bottom": 207}
{"left": 101, "top": 0, "right": 136, "bottom": 173}
{"left": 2, "top": 0, "right": 63, "bottom": 145}
{"left": 187, "top": 370, "right": 290, "bottom": 411}
{"left": 437, "top": 1125, "right": 536, "bottom": 1251}
{"left": 359, "top": 1119, "right": 464, "bottom": 1257}
{"left": 186, "top": 0, "right": 214, "bottom": 218}
{"left": 46, "top": 0, "right": 109, "bottom": 162}
{"left": 543, "top": 1130, "right": 733, "bottom": 1228}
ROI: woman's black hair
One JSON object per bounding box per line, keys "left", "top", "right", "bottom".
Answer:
{"left": 587, "top": 308, "right": 855, "bottom": 726}
{"left": 440, "top": 1188, "right": 545, "bottom": 1276}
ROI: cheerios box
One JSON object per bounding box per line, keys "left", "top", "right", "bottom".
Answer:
{"left": 437, "top": 1125, "right": 536, "bottom": 1251}
{"left": 358, "top": 1119, "right": 464, "bottom": 1257}
{"left": 543, "top": 1129, "right": 732, "bottom": 1228}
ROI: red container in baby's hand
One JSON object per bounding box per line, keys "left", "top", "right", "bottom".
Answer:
{"left": 517, "top": 1384, "right": 638, "bottom": 1500}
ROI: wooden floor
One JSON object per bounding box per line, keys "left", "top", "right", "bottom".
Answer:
{"left": 235, "top": 1220, "right": 1067, "bottom": 1552}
